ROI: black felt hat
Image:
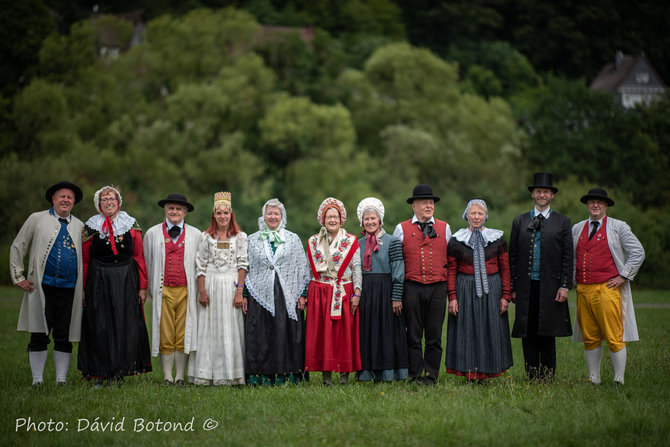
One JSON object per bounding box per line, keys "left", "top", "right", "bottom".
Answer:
{"left": 407, "top": 184, "right": 440, "bottom": 204}
{"left": 157, "top": 193, "right": 194, "bottom": 212}
{"left": 580, "top": 187, "right": 615, "bottom": 207}
{"left": 45, "top": 181, "right": 83, "bottom": 204}
{"left": 528, "top": 172, "right": 558, "bottom": 193}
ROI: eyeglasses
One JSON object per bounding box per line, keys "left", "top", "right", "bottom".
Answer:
{"left": 100, "top": 198, "right": 117, "bottom": 203}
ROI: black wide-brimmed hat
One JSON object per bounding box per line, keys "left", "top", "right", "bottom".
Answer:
{"left": 528, "top": 172, "right": 558, "bottom": 193}
{"left": 158, "top": 193, "right": 194, "bottom": 212}
{"left": 407, "top": 184, "right": 440, "bottom": 204}
{"left": 45, "top": 181, "right": 83, "bottom": 204}
{"left": 580, "top": 187, "right": 615, "bottom": 206}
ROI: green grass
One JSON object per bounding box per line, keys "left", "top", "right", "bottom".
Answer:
{"left": 1, "top": 287, "right": 669, "bottom": 446}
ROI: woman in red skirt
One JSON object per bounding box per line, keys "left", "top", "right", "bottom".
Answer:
{"left": 305, "top": 198, "right": 362, "bottom": 385}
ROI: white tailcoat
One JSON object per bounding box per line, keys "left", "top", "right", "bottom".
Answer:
{"left": 572, "top": 216, "right": 645, "bottom": 342}
{"left": 10, "top": 210, "right": 84, "bottom": 340}
{"left": 143, "top": 223, "right": 200, "bottom": 356}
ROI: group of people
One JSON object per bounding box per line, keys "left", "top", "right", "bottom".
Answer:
{"left": 10, "top": 174, "right": 645, "bottom": 388}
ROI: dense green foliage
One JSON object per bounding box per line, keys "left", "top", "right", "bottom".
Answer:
{"left": 1, "top": 3, "right": 669, "bottom": 287}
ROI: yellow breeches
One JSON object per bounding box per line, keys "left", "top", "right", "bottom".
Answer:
{"left": 160, "top": 286, "right": 188, "bottom": 354}
{"left": 576, "top": 282, "right": 625, "bottom": 352}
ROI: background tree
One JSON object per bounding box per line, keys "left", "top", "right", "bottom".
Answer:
{"left": 2, "top": 4, "right": 668, "bottom": 288}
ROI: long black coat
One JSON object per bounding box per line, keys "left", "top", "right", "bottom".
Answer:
{"left": 509, "top": 211, "right": 573, "bottom": 337}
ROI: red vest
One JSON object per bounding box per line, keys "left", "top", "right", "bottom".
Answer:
{"left": 575, "top": 217, "right": 619, "bottom": 284}
{"left": 401, "top": 219, "right": 449, "bottom": 284}
{"left": 163, "top": 223, "right": 187, "bottom": 287}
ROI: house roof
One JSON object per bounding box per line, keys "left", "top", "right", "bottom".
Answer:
{"left": 591, "top": 53, "right": 667, "bottom": 93}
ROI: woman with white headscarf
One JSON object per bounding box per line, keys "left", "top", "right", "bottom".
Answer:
{"left": 305, "top": 198, "right": 362, "bottom": 385}
{"left": 244, "top": 199, "right": 311, "bottom": 385}
{"left": 445, "top": 199, "right": 512, "bottom": 384}
{"left": 356, "top": 197, "right": 408, "bottom": 382}
{"left": 78, "top": 185, "right": 152, "bottom": 388}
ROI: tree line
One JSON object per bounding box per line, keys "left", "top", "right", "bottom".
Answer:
{"left": 1, "top": 4, "right": 668, "bottom": 287}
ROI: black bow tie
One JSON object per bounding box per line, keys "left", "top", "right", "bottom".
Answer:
{"left": 58, "top": 218, "right": 68, "bottom": 224}
{"left": 168, "top": 226, "right": 181, "bottom": 239}
{"left": 417, "top": 221, "right": 437, "bottom": 239}
{"left": 527, "top": 214, "right": 545, "bottom": 231}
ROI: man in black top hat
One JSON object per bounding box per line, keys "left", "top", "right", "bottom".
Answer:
{"left": 10, "top": 181, "right": 85, "bottom": 385}
{"left": 571, "top": 188, "right": 644, "bottom": 385}
{"left": 393, "top": 184, "right": 452, "bottom": 385}
{"left": 509, "top": 173, "right": 573, "bottom": 382}
{"left": 143, "top": 193, "right": 200, "bottom": 386}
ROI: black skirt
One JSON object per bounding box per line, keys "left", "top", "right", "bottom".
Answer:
{"left": 245, "top": 276, "right": 305, "bottom": 376}
{"left": 359, "top": 273, "right": 409, "bottom": 374}
{"left": 78, "top": 257, "right": 152, "bottom": 378}
{"left": 445, "top": 273, "right": 513, "bottom": 377}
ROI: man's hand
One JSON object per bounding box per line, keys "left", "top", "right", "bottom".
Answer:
{"left": 607, "top": 275, "right": 626, "bottom": 289}
{"left": 448, "top": 299, "right": 458, "bottom": 316}
{"left": 555, "top": 288, "right": 568, "bottom": 303}
{"left": 16, "top": 280, "right": 35, "bottom": 293}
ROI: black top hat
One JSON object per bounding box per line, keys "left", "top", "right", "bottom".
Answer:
{"left": 158, "top": 193, "right": 194, "bottom": 212}
{"left": 580, "top": 187, "right": 614, "bottom": 206}
{"left": 407, "top": 184, "right": 440, "bottom": 204}
{"left": 528, "top": 172, "right": 558, "bottom": 193}
{"left": 45, "top": 181, "right": 83, "bottom": 204}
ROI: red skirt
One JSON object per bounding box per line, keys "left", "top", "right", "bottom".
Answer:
{"left": 305, "top": 280, "right": 361, "bottom": 372}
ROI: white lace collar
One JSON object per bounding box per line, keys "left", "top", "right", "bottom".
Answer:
{"left": 86, "top": 211, "right": 136, "bottom": 238}
{"left": 453, "top": 227, "right": 504, "bottom": 247}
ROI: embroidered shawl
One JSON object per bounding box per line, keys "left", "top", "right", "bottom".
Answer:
{"left": 307, "top": 228, "right": 361, "bottom": 319}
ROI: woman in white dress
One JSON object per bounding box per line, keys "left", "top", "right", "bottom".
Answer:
{"left": 188, "top": 192, "right": 248, "bottom": 385}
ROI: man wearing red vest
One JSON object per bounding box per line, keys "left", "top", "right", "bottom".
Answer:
{"left": 572, "top": 188, "right": 645, "bottom": 385}
{"left": 393, "top": 184, "right": 451, "bottom": 385}
{"left": 144, "top": 193, "right": 200, "bottom": 386}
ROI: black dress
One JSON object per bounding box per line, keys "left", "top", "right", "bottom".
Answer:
{"left": 78, "top": 224, "right": 152, "bottom": 379}
{"left": 445, "top": 235, "right": 513, "bottom": 380}
{"left": 245, "top": 276, "right": 306, "bottom": 383}
{"left": 357, "top": 233, "right": 408, "bottom": 381}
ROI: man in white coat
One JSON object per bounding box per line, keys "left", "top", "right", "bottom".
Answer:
{"left": 572, "top": 188, "right": 645, "bottom": 385}
{"left": 10, "top": 181, "right": 84, "bottom": 385}
{"left": 144, "top": 193, "right": 200, "bottom": 386}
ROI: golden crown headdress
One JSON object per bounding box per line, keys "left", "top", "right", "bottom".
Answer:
{"left": 213, "top": 191, "right": 231, "bottom": 209}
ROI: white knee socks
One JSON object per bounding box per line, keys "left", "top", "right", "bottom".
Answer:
{"left": 53, "top": 350, "right": 71, "bottom": 384}
{"left": 609, "top": 347, "right": 627, "bottom": 384}
{"left": 174, "top": 352, "right": 188, "bottom": 381}
{"left": 29, "top": 350, "right": 48, "bottom": 385}
{"left": 584, "top": 346, "right": 603, "bottom": 385}
{"left": 160, "top": 352, "right": 175, "bottom": 382}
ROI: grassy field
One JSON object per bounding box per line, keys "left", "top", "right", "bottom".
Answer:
{"left": 1, "top": 286, "right": 668, "bottom": 446}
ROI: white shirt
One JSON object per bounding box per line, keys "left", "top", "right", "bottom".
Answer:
{"left": 392, "top": 215, "right": 452, "bottom": 243}
{"left": 533, "top": 206, "right": 551, "bottom": 219}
